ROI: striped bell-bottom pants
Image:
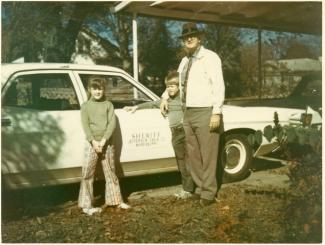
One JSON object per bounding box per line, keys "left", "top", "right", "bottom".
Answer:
{"left": 78, "top": 142, "right": 122, "bottom": 209}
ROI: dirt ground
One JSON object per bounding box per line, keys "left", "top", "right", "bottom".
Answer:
{"left": 0, "top": 160, "right": 319, "bottom": 243}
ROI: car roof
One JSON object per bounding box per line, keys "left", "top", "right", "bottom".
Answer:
{"left": 1, "top": 63, "right": 130, "bottom": 85}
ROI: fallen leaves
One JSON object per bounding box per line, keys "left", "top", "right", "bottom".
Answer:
{"left": 1, "top": 161, "right": 322, "bottom": 243}
{"left": 221, "top": 205, "right": 230, "bottom": 211}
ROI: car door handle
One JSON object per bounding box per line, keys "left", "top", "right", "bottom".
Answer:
{"left": 1, "top": 118, "right": 12, "bottom": 127}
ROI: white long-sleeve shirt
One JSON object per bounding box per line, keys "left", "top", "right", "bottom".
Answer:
{"left": 178, "top": 46, "right": 225, "bottom": 114}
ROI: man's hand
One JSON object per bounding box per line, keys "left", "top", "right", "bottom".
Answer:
{"left": 160, "top": 99, "right": 169, "bottom": 117}
{"left": 123, "top": 106, "right": 138, "bottom": 113}
{"left": 209, "top": 114, "right": 221, "bottom": 132}
{"left": 91, "top": 140, "right": 102, "bottom": 153}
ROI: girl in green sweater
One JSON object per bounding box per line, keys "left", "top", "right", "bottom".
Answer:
{"left": 78, "top": 76, "right": 130, "bottom": 215}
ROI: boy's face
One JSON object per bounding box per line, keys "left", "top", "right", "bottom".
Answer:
{"left": 90, "top": 87, "right": 104, "bottom": 100}
{"left": 166, "top": 84, "right": 179, "bottom": 97}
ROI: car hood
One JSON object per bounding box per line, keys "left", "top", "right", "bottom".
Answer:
{"left": 223, "top": 105, "right": 321, "bottom": 125}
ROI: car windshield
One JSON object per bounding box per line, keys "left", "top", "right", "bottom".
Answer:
{"left": 290, "top": 73, "right": 321, "bottom": 98}
{"left": 258, "top": 72, "right": 321, "bottom": 99}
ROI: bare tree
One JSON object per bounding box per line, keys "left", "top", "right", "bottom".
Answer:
{"left": 85, "top": 11, "right": 132, "bottom": 72}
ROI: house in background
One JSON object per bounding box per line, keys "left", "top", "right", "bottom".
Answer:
{"left": 70, "top": 27, "right": 164, "bottom": 95}
{"left": 70, "top": 27, "right": 122, "bottom": 67}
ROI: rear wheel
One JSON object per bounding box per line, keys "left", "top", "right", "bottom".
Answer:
{"left": 221, "top": 134, "right": 253, "bottom": 183}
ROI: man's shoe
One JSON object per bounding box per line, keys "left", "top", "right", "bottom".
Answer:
{"left": 199, "top": 198, "right": 215, "bottom": 207}
{"left": 102, "top": 203, "right": 131, "bottom": 210}
{"left": 190, "top": 193, "right": 201, "bottom": 200}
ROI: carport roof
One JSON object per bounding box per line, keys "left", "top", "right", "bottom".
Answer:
{"left": 113, "top": 1, "right": 322, "bottom": 35}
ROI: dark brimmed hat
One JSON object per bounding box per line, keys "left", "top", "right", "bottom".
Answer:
{"left": 178, "top": 22, "right": 204, "bottom": 39}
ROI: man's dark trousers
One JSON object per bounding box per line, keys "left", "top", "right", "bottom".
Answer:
{"left": 183, "top": 107, "right": 221, "bottom": 200}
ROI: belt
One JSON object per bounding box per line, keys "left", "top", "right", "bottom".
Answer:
{"left": 170, "top": 125, "right": 184, "bottom": 134}
{"left": 186, "top": 107, "right": 212, "bottom": 110}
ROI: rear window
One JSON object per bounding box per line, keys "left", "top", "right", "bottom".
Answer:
{"left": 3, "top": 73, "right": 80, "bottom": 110}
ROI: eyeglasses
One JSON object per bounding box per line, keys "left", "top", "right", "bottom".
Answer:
{"left": 182, "top": 34, "right": 198, "bottom": 41}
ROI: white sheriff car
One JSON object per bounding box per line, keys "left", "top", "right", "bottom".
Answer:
{"left": 1, "top": 63, "right": 321, "bottom": 189}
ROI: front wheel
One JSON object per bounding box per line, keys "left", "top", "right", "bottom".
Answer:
{"left": 221, "top": 133, "right": 253, "bottom": 183}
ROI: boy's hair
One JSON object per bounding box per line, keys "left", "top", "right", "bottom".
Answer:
{"left": 87, "top": 75, "right": 106, "bottom": 99}
{"left": 165, "top": 70, "right": 179, "bottom": 86}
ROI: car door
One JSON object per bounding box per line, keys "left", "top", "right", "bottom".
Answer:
{"left": 1, "top": 70, "right": 84, "bottom": 187}
{"left": 74, "top": 71, "right": 175, "bottom": 170}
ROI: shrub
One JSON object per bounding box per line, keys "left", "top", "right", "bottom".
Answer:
{"left": 249, "top": 111, "right": 322, "bottom": 242}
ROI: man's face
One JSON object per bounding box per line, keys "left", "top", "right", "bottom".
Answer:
{"left": 166, "top": 83, "right": 179, "bottom": 97}
{"left": 182, "top": 34, "right": 200, "bottom": 53}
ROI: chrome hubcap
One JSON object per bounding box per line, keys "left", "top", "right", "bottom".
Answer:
{"left": 223, "top": 139, "right": 247, "bottom": 174}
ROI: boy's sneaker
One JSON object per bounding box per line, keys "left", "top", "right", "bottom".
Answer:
{"left": 82, "top": 207, "right": 102, "bottom": 216}
{"left": 190, "top": 193, "right": 201, "bottom": 200}
{"left": 174, "top": 190, "right": 193, "bottom": 199}
{"left": 117, "top": 203, "right": 131, "bottom": 209}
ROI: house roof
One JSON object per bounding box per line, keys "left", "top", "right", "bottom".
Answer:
{"left": 113, "top": 1, "right": 322, "bottom": 35}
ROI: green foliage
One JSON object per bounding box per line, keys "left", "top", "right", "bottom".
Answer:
{"left": 254, "top": 130, "right": 263, "bottom": 145}
{"left": 204, "top": 24, "right": 242, "bottom": 71}
{"left": 284, "top": 148, "right": 322, "bottom": 242}
{"left": 85, "top": 12, "right": 133, "bottom": 71}
{"left": 263, "top": 125, "right": 273, "bottom": 142}
{"left": 247, "top": 134, "right": 255, "bottom": 146}
{"left": 138, "top": 18, "right": 179, "bottom": 95}
{"left": 248, "top": 130, "right": 263, "bottom": 146}
{"left": 139, "top": 19, "right": 175, "bottom": 76}
{"left": 285, "top": 127, "right": 297, "bottom": 142}
{"left": 2, "top": 2, "right": 96, "bottom": 63}
{"left": 249, "top": 112, "right": 322, "bottom": 242}
{"left": 249, "top": 111, "right": 322, "bottom": 158}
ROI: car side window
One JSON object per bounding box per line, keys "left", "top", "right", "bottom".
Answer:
{"left": 3, "top": 73, "right": 80, "bottom": 110}
{"left": 301, "top": 79, "right": 321, "bottom": 97}
{"left": 79, "top": 74, "right": 151, "bottom": 108}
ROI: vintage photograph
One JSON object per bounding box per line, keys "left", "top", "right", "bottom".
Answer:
{"left": 1, "top": 1, "right": 322, "bottom": 243}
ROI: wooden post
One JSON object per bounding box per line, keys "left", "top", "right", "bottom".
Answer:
{"left": 132, "top": 12, "right": 138, "bottom": 99}
{"left": 258, "top": 27, "right": 262, "bottom": 99}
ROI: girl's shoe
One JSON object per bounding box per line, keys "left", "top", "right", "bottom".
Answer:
{"left": 82, "top": 207, "right": 102, "bottom": 215}
{"left": 117, "top": 203, "right": 131, "bottom": 209}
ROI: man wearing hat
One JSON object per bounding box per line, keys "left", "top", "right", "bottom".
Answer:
{"left": 161, "top": 22, "right": 225, "bottom": 206}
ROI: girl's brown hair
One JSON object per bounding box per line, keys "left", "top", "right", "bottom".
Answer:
{"left": 87, "top": 75, "right": 106, "bottom": 100}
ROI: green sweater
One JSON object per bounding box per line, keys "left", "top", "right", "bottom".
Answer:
{"left": 81, "top": 98, "right": 116, "bottom": 141}
{"left": 137, "top": 94, "right": 183, "bottom": 128}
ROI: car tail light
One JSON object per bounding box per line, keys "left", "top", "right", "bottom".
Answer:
{"left": 300, "top": 113, "right": 313, "bottom": 126}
